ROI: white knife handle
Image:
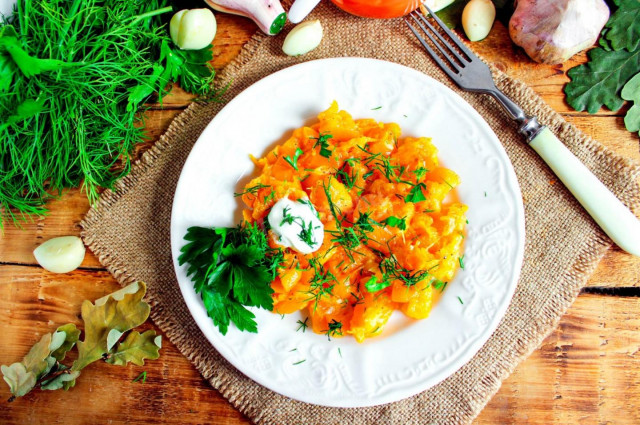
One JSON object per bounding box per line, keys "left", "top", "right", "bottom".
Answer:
{"left": 288, "top": 0, "right": 321, "bottom": 23}
{"left": 529, "top": 127, "right": 640, "bottom": 256}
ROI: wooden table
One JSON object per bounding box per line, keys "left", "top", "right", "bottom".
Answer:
{"left": 1, "top": 13, "right": 639, "bottom": 425}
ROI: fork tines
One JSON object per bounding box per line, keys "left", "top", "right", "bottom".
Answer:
{"left": 405, "top": 6, "right": 475, "bottom": 80}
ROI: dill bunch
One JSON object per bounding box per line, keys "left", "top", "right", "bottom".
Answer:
{"left": 0, "top": 0, "right": 217, "bottom": 226}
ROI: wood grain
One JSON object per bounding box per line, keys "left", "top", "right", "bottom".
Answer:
{"left": 0, "top": 269, "right": 637, "bottom": 424}
{"left": 1, "top": 8, "right": 639, "bottom": 425}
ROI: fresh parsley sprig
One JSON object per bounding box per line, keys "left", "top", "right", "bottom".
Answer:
{"left": 179, "top": 223, "right": 283, "bottom": 335}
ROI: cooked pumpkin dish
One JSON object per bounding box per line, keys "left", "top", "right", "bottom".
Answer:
{"left": 239, "top": 102, "right": 467, "bottom": 342}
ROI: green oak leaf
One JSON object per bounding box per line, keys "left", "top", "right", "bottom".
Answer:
{"left": 106, "top": 330, "right": 161, "bottom": 366}
{"left": 73, "top": 282, "right": 150, "bottom": 371}
{"left": 1, "top": 333, "right": 55, "bottom": 397}
{"left": 40, "top": 371, "right": 80, "bottom": 391}
{"left": 621, "top": 72, "right": 640, "bottom": 134}
{"left": 21, "top": 333, "right": 54, "bottom": 378}
{"left": 605, "top": 0, "right": 640, "bottom": 52}
{"left": 106, "top": 329, "right": 124, "bottom": 351}
{"left": 51, "top": 324, "right": 81, "bottom": 362}
{"left": 1, "top": 363, "right": 36, "bottom": 397}
{"left": 565, "top": 47, "right": 640, "bottom": 113}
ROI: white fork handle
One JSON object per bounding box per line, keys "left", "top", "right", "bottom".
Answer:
{"left": 530, "top": 128, "right": 640, "bottom": 256}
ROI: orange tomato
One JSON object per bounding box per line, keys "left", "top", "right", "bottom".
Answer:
{"left": 330, "top": 0, "right": 421, "bottom": 19}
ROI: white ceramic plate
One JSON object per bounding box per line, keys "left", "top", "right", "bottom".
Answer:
{"left": 171, "top": 58, "right": 525, "bottom": 407}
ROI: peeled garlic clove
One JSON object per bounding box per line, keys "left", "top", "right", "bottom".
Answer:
{"left": 282, "top": 20, "right": 323, "bottom": 56}
{"left": 170, "top": 8, "right": 217, "bottom": 50}
{"left": 462, "top": 0, "right": 496, "bottom": 42}
{"left": 33, "top": 236, "right": 86, "bottom": 274}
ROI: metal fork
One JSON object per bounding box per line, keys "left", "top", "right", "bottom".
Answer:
{"left": 405, "top": 6, "right": 640, "bottom": 256}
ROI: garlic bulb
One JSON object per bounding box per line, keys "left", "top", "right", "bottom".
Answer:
{"left": 509, "top": 0, "right": 610, "bottom": 64}
{"left": 33, "top": 236, "right": 86, "bottom": 274}
{"left": 170, "top": 9, "right": 217, "bottom": 50}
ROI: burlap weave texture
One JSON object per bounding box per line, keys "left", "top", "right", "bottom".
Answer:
{"left": 81, "top": 3, "right": 640, "bottom": 424}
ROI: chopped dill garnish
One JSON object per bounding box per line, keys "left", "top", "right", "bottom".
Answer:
{"left": 325, "top": 319, "right": 343, "bottom": 340}
{"left": 371, "top": 106, "right": 382, "bottom": 110}
{"left": 292, "top": 359, "right": 306, "bottom": 365}
{"left": 296, "top": 318, "right": 309, "bottom": 332}
{"left": 234, "top": 183, "right": 270, "bottom": 198}
{"left": 459, "top": 255, "right": 465, "bottom": 270}
{"left": 298, "top": 220, "right": 318, "bottom": 247}
{"left": 457, "top": 296, "right": 464, "bottom": 305}
{"left": 132, "top": 371, "right": 147, "bottom": 384}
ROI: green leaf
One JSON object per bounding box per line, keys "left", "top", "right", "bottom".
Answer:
{"left": 364, "top": 276, "right": 392, "bottom": 293}
{"left": 383, "top": 216, "right": 407, "bottom": 230}
{"left": 233, "top": 264, "right": 274, "bottom": 310}
{"left": 1, "top": 363, "right": 36, "bottom": 397}
{"left": 73, "top": 282, "right": 150, "bottom": 371}
{"left": 605, "top": 0, "right": 640, "bottom": 51}
{"left": 622, "top": 72, "right": 640, "bottom": 134}
{"left": 405, "top": 183, "right": 428, "bottom": 203}
{"left": 106, "top": 330, "right": 161, "bottom": 366}
{"left": 565, "top": 47, "right": 640, "bottom": 113}
{"left": 21, "top": 333, "right": 54, "bottom": 379}
{"left": 106, "top": 329, "right": 124, "bottom": 351}
{"left": 202, "top": 290, "right": 231, "bottom": 335}
{"left": 40, "top": 371, "right": 80, "bottom": 391}
{"left": 180, "top": 224, "right": 282, "bottom": 335}
{"left": 51, "top": 324, "right": 80, "bottom": 362}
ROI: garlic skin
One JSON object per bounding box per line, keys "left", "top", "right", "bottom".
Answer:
{"left": 509, "top": 0, "right": 609, "bottom": 64}
{"left": 170, "top": 9, "right": 217, "bottom": 50}
{"left": 33, "top": 236, "right": 86, "bottom": 274}
{"left": 282, "top": 20, "right": 323, "bottom": 57}
{"left": 462, "top": 0, "right": 496, "bottom": 42}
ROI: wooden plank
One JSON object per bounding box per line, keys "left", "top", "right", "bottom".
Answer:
{"left": 478, "top": 293, "right": 640, "bottom": 424}
{"left": 0, "top": 266, "right": 637, "bottom": 423}
{"left": 0, "top": 266, "right": 250, "bottom": 425}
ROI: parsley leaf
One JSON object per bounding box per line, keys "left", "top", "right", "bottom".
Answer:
{"left": 383, "top": 216, "right": 407, "bottom": 230}
{"left": 405, "top": 183, "right": 427, "bottom": 203}
{"left": 179, "top": 223, "right": 282, "bottom": 335}
{"left": 312, "top": 133, "right": 333, "bottom": 158}
{"left": 364, "top": 276, "right": 392, "bottom": 292}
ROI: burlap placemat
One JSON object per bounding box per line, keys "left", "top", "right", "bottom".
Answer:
{"left": 81, "top": 3, "right": 640, "bottom": 424}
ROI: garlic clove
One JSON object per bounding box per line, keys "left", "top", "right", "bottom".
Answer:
{"left": 33, "top": 236, "right": 86, "bottom": 274}
{"left": 461, "top": 0, "right": 496, "bottom": 42}
{"left": 170, "top": 8, "right": 217, "bottom": 50}
{"left": 282, "top": 20, "right": 323, "bottom": 57}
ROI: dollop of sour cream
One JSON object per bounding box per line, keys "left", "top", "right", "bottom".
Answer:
{"left": 267, "top": 197, "right": 324, "bottom": 254}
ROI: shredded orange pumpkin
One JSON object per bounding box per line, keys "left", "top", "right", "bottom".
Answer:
{"left": 240, "top": 102, "right": 467, "bottom": 342}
